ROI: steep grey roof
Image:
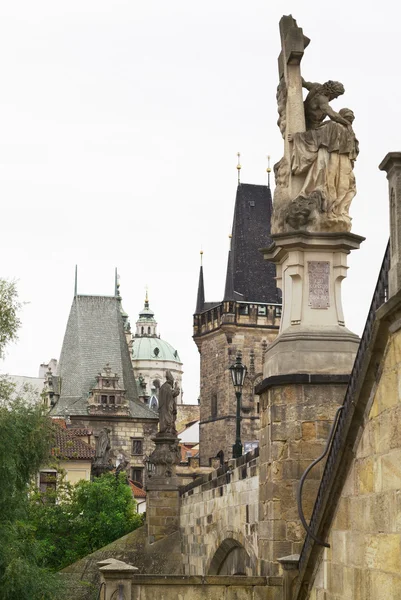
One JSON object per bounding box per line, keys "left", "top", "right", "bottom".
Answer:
{"left": 51, "top": 295, "right": 157, "bottom": 420}
{"left": 227, "top": 183, "right": 278, "bottom": 303}
{"left": 195, "top": 183, "right": 279, "bottom": 314}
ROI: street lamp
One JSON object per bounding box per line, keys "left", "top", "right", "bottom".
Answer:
{"left": 229, "top": 352, "right": 247, "bottom": 459}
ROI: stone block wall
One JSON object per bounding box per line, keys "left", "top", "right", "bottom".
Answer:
{"left": 71, "top": 416, "right": 157, "bottom": 480}
{"left": 258, "top": 381, "right": 346, "bottom": 576}
{"left": 198, "top": 327, "right": 277, "bottom": 465}
{"left": 177, "top": 404, "right": 200, "bottom": 433}
{"left": 310, "top": 328, "right": 401, "bottom": 599}
{"left": 180, "top": 451, "right": 259, "bottom": 576}
{"left": 147, "top": 490, "right": 180, "bottom": 542}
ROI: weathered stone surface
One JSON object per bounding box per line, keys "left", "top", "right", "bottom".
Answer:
{"left": 310, "top": 328, "right": 401, "bottom": 599}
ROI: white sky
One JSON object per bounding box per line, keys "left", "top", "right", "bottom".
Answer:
{"left": 0, "top": 1, "right": 397, "bottom": 403}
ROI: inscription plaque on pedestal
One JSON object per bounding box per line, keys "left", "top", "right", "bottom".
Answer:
{"left": 308, "top": 261, "right": 330, "bottom": 309}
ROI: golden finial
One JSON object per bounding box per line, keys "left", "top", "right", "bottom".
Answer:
{"left": 145, "top": 285, "right": 149, "bottom": 306}
{"left": 266, "top": 155, "right": 271, "bottom": 188}
{"left": 237, "top": 152, "right": 241, "bottom": 185}
{"left": 228, "top": 233, "right": 232, "bottom": 250}
{"left": 200, "top": 249, "right": 203, "bottom": 266}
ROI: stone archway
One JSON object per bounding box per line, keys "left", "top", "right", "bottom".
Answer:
{"left": 208, "top": 538, "right": 250, "bottom": 576}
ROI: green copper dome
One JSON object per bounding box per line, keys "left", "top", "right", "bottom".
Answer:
{"left": 131, "top": 336, "right": 181, "bottom": 362}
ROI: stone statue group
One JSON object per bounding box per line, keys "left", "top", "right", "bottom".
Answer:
{"left": 273, "top": 18, "right": 359, "bottom": 234}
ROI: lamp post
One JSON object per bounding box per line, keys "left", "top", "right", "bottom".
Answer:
{"left": 229, "top": 352, "right": 247, "bottom": 459}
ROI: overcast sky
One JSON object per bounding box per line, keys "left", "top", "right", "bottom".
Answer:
{"left": 0, "top": 0, "right": 397, "bottom": 403}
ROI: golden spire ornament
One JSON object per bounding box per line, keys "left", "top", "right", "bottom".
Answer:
{"left": 237, "top": 152, "right": 241, "bottom": 185}
{"left": 266, "top": 155, "right": 272, "bottom": 187}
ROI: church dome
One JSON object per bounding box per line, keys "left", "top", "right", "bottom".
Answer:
{"left": 131, "top": 336, "right": 181, "bottom": 363}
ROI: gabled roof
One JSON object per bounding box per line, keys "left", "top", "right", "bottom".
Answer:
{"left": 50, "top": 295, "right": 157, "bottom": 420}
{"left": 52, "top": 423, "right": 95, "bottom": 461}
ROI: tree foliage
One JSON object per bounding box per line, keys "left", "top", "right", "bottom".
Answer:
{"left": 0, "top": 395, "right": 64, "bottom": 600}
{"left": 28, "top": 472, "right": 142, "bottom": 571}
{"left": 0, "top": 279, "right": 21, "bottom": 358}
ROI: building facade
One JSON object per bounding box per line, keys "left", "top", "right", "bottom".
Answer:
{"left": 48, "top": 293, "right": 158, "bottom": 488}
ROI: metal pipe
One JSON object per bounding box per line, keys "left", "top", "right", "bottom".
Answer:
{"left": 297, "top": 405, "right": 344, "bottom": 547}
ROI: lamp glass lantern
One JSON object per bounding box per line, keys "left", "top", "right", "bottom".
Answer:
{"left": 229, "top": 353, "right": 247, "bottom": 394}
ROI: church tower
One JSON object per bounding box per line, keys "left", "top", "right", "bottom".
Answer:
{"left": 131, "top": 292, "right": 184, "bottom": 406}
{"left": 193, "top": 182, "right": 281, "bottom": 466}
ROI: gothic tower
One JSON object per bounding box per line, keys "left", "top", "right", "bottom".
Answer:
{"left": 193, "top": 182, "right": 281, "bottom": 466}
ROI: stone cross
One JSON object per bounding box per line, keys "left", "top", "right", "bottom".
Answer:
{"left": 277, "top": 15, "right": 309, "bottom": 199}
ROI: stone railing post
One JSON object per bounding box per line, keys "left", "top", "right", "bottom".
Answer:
{"left": 278, "top": 554, "right": 300, "bottom": 600}
{"left": 97, "top": 559, "right": 138, "bottom": 600}
{"left": 379, "top": 152, "right": 401, "bottom": 298}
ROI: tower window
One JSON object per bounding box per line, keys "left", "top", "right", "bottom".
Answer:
{"left": 148, "top": 326, "right": 151, "bottom": 334}
{"left": 211, "top": 394, "right": 218, "bottom": 418}
{"left": 101, "top": 395, "right": 107, "bottom": 404}
{"left": 109, "top": 395, "right": 115, "bottom": 405}
{"left": 141, "top": 326, "right": 144, "bottom": 334}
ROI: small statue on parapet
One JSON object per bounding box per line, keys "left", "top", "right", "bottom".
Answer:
{"left": 92, "top": 427, "right": 113, "bottom": 478}
{"left": 157, "top": 370, "right": 180, "bottom": 438}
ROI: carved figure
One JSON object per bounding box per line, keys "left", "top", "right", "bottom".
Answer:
{"left": 158, "top": 371, "right": 180, "bottom": 437}
{"left": 288, "top": 105, "right": 358, "bottom": 230}
{"left": 95, "top": 427, "right": 111, "bottom": 463}
{"left": 271, "top": 15, "right": 358, "bottom": 234}
{"left": 302, "top": 79, "right": 347, "bottom": 131}
{"left": 92, "top": 427, "right": 113, "bottom": 478}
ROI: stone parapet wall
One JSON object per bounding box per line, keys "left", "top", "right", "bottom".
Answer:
{"left": 180, "top": 450, "right": 259, "bottom": 575}
{"left": 130, "top": 575, "right": 283, "bottom": 600}
{"left": 310, "top": 327, "right": 401, "bottom": 599}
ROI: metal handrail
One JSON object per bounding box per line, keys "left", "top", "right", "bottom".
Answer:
{"left": 297, "top": 405, "right": 343, "bottom": 547}
{"left": 298, "top": 241, "right": 390, "bottom": 570}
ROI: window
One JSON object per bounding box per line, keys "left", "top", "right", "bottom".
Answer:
{"left": 101, "top": 395, "right": 107, "bottom": 404}
{"left": 148, "top": 326, "right": 151, "bottom": 334}
{"left": 132, "top": 438, "right": 143, "bottom": 455}
{"left": 39, "top": 471, "right": 57, "bottom": 493}
{"left": 109, "top": 395, "right": 115, "bottom": 405}
{"left": 211, "top": 394, "right": 217, "bottom": 418}
{"left": 131, "top": 467, "right": 144, "bottom": 486}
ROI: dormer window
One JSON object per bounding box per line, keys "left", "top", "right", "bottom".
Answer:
{"left": 109, "top": 395, "right": 115, "bottom": 405}
{"left": 101, "top": 395, "right": 107, "bottom": 404}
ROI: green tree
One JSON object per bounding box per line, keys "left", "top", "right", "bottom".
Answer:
{"left": 0, "top": 395, "right": 65, "bottom": 600}
{"left": 28, "top": 472, "right": 142, "bottom": 571}
{"left": 0, "top": 279, "right": 21, "bottom": 358}
{"left": 0, "top": 279, "right": 64, "bottom": 599}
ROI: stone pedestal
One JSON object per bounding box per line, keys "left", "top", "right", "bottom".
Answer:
{"left": 256, "top": 230, "right": 363, "bottom": 575}
{"left": 261, "top": 231, "right": 364, "bottom": 376}
{"left": 146, "top": 434, "right": 181, "bottom": 543}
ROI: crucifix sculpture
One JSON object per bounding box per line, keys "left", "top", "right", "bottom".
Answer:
{"left": 272, "top": 16, "right": 358, "bottom": 234}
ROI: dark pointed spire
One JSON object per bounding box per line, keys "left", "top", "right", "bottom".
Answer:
{"left": 195, "top": 251, "right": 205, "bottom": 313}
{"left": 223, "top": 236, "right": 235, "bottom": 301}
{"left": 115, "top": 268, "right": 119, "bottom": 297}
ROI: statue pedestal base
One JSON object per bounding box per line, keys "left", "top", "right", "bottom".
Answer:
{"left": 261, "top": 230, "right": 364, "bottom": 376}
{"left": 146, "top": 434, "right": 181, "bottom": 543}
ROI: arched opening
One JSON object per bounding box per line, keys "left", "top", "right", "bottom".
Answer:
{"left": 208, "top": 538, "right": 249, "bottom": 576}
